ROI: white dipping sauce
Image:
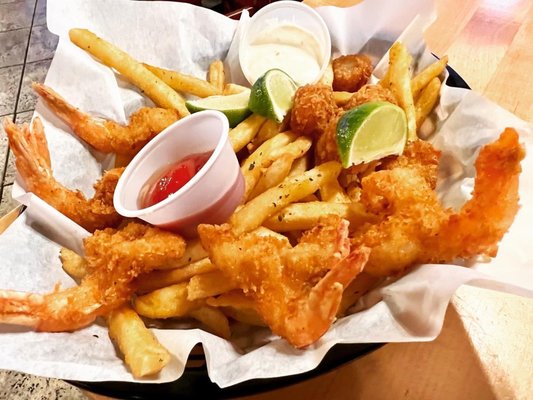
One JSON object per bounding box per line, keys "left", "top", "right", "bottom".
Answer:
{"left": 244, "top": 24, "right": 322, "bottom": 85}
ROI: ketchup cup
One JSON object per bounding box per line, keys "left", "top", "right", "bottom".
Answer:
{"left": 113, "top": 110, "right": 244, "bottom": 237}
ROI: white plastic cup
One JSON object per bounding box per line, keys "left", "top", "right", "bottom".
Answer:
{"left": 113, "top": 110, "right": 244, "bottom": 237}
{"left": 239, "top": 1, "right": 331, "bottom": 86}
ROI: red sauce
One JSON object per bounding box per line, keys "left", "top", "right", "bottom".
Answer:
{"left": 141, "top": 151, "right": 212, "bottom": 208}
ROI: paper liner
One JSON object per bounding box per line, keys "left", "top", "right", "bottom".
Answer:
{"left": 0, "top": 0, "right": 532, "bottom": 387}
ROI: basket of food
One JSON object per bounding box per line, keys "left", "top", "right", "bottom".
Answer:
{"left": 0, "top": 0, "right": 531, "bottom": 398}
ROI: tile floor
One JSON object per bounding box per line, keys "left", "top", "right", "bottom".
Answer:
{"left": 0, "top": 0, "right": 57, "bottom": 217}
{"left": 0, "top": 1, "right": 88, "bottom": 397}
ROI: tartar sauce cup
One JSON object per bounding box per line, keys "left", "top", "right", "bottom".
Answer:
{"left": 113, "top": 110, "right": 244, "bottom": 237}
{"left": 239, "top": 1, "right": 331, "bottom": 86}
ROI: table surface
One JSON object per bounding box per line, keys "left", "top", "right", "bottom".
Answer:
{"left": 1, "top": 0, "right": 532, "bottom": 399}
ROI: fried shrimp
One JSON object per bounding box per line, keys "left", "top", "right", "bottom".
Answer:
{"left": 353, "top": 129, "right": 524, "bottom": 277}
{"left": 343, "top": 84, "right": 398, "bottom": 110}
{"left": 199, "top": 216, "right": 370, "bottom": 347}
{"left": 332, "top": 54, "right": 372, "bottom": 92}
{"left": 33, "top": 83, "right": 180, "bottom": 157}
{"left": 290, "top": 84, "right": 339, "bottom": 138}
{"left": 0, "top": 222, "right": 186, "bottom": 332}
{"left": 3, "top": 117, "right": 123, "bottom": 232}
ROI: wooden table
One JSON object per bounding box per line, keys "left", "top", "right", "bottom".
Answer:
{"left": 3, "top": 0, "right": 531, "bottom": 399}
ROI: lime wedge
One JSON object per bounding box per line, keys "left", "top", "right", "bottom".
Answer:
{"left": 336, "top": 101, "right": 407, "bottom": 168}
{"left": 186, "top": 89, "right": 252, "bottom": 127}
{"left": 248, "top": 69, "right": 298, "bottom": 123}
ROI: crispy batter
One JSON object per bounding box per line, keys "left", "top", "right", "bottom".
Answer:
{"left": 332, "top": 54, "right": 372, "bottom": 92}
{"left": 343, "top": 84, "right": 398, "bottom": 110}
{"left": 199, "top": 216, "right": 370, "bottom": 347}
{"left": 380, "top": 139, "right": 441, "bottom": 188}
{"left": 352, "top": 129, "right": 524, "bottom": 276}
{"left": 315, "top": 115, "right": 342, "bottom": 164}
{"left": 290, "top": 84, "right": 339, "bottom": 138}
{"left": 0, "top": 222, "right": 186, "bottom": 332}
{"left": 3, "top": 117, "right": 123, "bottom": 232}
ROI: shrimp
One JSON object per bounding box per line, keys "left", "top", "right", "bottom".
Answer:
{"left": 0, "top": 222, "right": 186, "bottom": 332}
{"left": 3, "top": 117, "right": 123, "bottom": 232}
{"left": 352, "top": 128, "right": 524, "bottom": 276}
{"left": 199, "top": 216, "right": 370, "bottom": 348}
{"left": 33, "top": 83, "right": 180, "bottom": 157}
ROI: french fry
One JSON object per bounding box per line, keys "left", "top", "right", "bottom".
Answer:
{"left": 208, "top": 60, "right": 225, "bottom": 93}
{"left": 263, "top": 201, "right": 373, "bottom": 232}
{"left": 248, "top": 119, "right": 280, "bottom": 151}
{"left": 379, "top": 68, "right": 391, "bottom": 88}
{"left": 229, "top": 114, "right": 266, "bottom": 152}
{"left": 222, "top": 307, "right": 266, "bottom": 327}
{"left": 69, "top": 29, "right": 189, "bottom": 117}
{"left": 60, "top": 248, "right": 171, "bottom": 376}
{"left": 245, "top": 136, "right": 312, "bottom": 200}
{"left": 107, "top": 305, "right": 171, "bottom": 377}
{"left": 137, "top": 257, "right": 216, "bottom": 293}
{"left": 319, "top": 176, "right": 351, "bottom": 203}
{"left": 318, "top": 61, "right": 334, "bottom": 87}
{"left": 207, "top": 291, "right": 265, "bottom": 327}
{"left": 189, "top": 306, "right": 231, "bottom": 339}
{"left": 230, "top": 161, "right": 342, "bottom": 234}
{"left": 288, "top": 154, "right": 309, "bottom": 177}
{"left": 411, "top": 55, "right": 448, "bottom": 100}
{"left": 249, "top": 154, "right": 295, "bottom": 199}
{"left": 206, "top": 290, "right": 254, "bottom": 309}
{"left": 253, "top": 226, "right": 291, "bottom": 243}
{"left": 388, "top": 41, "right": 417, "bottom": 141}
{"left": 134, "top": 282, "right": 202, "bottom": 319}
{"left": 333, "top": 91, "right": 353, "bottom": 106}
{"left": 415, "top": 77, "right": 441, "bottom": 128}
{"left": 241, "top": 132, "right": 297, "bottom": 198}
{"left": 60, "top": 248, "right": 88, "bottom": 281}
{"left": 154, "top": 239, "right": 208, "bottom": 270}
{"left": 143, "top": 63, "right": 221, "bottom": 97}
{"left": 223, "top": 83, "right": 248, "bottom": 95}
{"left": 187, "top": 271, "right": 237, "bottom": 301}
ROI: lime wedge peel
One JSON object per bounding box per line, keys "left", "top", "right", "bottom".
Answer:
{"left": 336, "top": 101, "right": 408, "bottom": 168}
{"left": 186, "top": 89, "right": 252, "bottom": 128}
{"left": 248, "top": 69, "right": 298, "bottom": 123}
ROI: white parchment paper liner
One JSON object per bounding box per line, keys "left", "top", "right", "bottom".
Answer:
{"left": 1, "top": 0, "right": 532, "bottom": 387}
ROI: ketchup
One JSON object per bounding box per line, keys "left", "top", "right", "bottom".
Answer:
{"left": 141, "top": 151, "right": 212, "bottom": 208}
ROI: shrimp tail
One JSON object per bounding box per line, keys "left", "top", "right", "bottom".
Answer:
{"left": 3, "top": 117, "right": 53, "bottom": 183}
{"left": 33, "top": 83, "right": 90, "bottom": 137}
{"left": 283, "top": 246, "right": 370, "bottom": 348}
{"left": 33, "top": 83, "right": 115, "bottom": 153}
{"left": 0, "top": 290, "right": 44, "bottom": 329}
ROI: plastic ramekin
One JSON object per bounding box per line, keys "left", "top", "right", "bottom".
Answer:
{"left": 238, "top": 1, "right": 331, "bottom": 86}
{"left": 113, "top": 110, "right": 244, "bottom": 237}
